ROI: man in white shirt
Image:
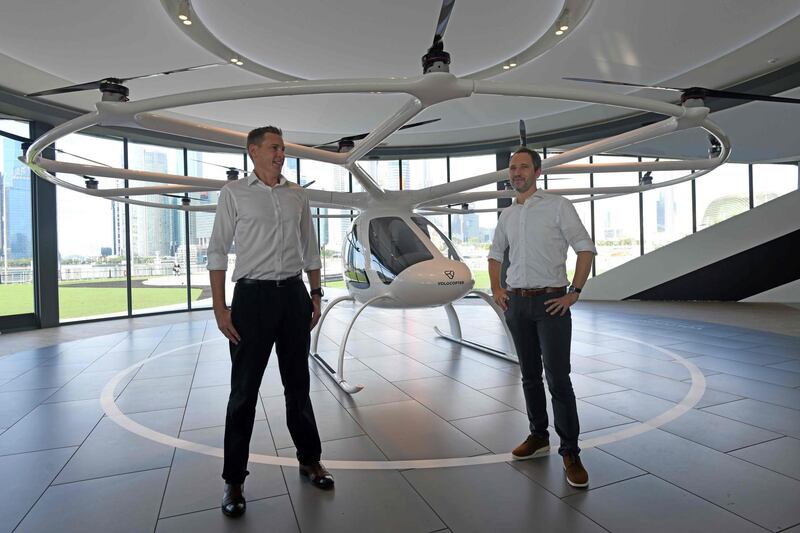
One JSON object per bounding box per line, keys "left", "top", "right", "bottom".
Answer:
{"left": 488, "top": 147, "right": 596, "bottom": 488}
{"left": 207, "top": 126, "right": 333, "bottom": 518}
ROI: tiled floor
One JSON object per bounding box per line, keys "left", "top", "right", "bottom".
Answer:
{"left": 1, "top": 301, "right": 799, "bottom": 532}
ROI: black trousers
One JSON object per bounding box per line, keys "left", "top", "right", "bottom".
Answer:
{"left": 222, "top": 280, "right": 322, "bottom": 484}
{"left": 504, "top": 291, "right": 580, "bottom": 456}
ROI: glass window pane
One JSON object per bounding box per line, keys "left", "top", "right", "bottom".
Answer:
{"left": 406, "top": 158, "right": 449, "bottom": 237}
{"left": 753, "top": 163, "right": 798, "bottom": 207}
{"left": 344, "top": 223, "right": 369, "bottom": 288}
{"left": 449, "top": 154, "right": 496, "bottom": 289}
{"left": 56, "top": 133, "right": 127, "bottom": 321}
{"left": 591, "top": 155, "right": 641, "bottom": 275}
{"left": 548, "top": 157, "right": 592, "bottom": 279}
{"left": 359, "top": 160, "right": 401, "bottom": 191}
{"left": 642, "top": 159, "right": 693, "bottom": 253}
{"left": 186, "top": 150, "right": 243, "bottom": 309}
{"left": 0, "top": 121, "right": 34, "bottom": 317}
{"left": 128, "top": 142, "right": 191, "bottom": 314}
{"left": 301, "top": 159, "right": 351, "bottom": 286}
{"left": 695, "top": 163, "right": 749, "bottom": 230}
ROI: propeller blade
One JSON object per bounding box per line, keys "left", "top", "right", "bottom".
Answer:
{"left": 518, "top": 119, "right": 527, "bottom": 146}
{"left": 564, "top": 77, "right": 800, "bottom": 104}
{"left": 312, "top": 118, "right": 441, "bottom": 148}
{"left": 26, "top": 80, "right": 112, "bottom": 97}
{"left": 120, "top": 62, "right": 224, "bottom": 83}
{"left": 433, "top": 0, "right": 456, "bottom": 44}
{"left": 562, "top": 77, "right": 683, "bottom": 92}
{"left": 54, "top": 148, "right": 112, "bottom": 167}
{"left": 700, "top": 88, "right": 800, "bottom": 104}
{"left": 26, "top": 63, "right": 223, "bottom": 97}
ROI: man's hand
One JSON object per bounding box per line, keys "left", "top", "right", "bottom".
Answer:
{"left": 544, "top": 292, "right": 579, "bottom": 316}
{"left": 310, "top": 296, "right": 322, "bottom": 330}
{"left": 492, "top": 287, "right": 509, "bottom": 311}
{"left": 214, "top": 307, "right": 241, "bottom": 344}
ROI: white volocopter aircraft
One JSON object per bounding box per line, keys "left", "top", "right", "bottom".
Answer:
{"left": 22, "top": 0, "right": 800, "bottom": 393}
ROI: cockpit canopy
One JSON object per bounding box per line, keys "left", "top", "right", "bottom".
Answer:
{"left": 343, "top": 215, "right": 460, "bottom": 288}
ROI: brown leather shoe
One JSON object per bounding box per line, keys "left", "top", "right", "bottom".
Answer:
{"left": 511, "top": 434, "right": 550, "bottom": 460}
{"left": 221, "top": 483, "right": 246, "bottom": 517}
{"left": 563, "top": 454, "right": 589, "bottom": 488}
{"left": 299, "top": 462, "right": 334, "bottom": 490}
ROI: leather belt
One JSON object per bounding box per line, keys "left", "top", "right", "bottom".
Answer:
{"left": 237, "top": 274, "right": 302, "bottom": 287}
{"left": 509, "top": 286, "right": 566, "bottom": 297}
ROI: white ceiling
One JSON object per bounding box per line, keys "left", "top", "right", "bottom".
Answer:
{"left": 1, "top": 0, "right": 800, "bottom": 161}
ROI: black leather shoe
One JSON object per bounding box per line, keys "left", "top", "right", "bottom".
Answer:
{"left": 299, "top": 462, "right": 334, "bottom": 490}
{"left": 221, "top": 483, "right": 246, "bottom": 517}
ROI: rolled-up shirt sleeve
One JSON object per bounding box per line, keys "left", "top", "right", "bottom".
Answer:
{"left": 558, "top": 200, "right": 597, "bottom": 254}
{"left": 207, "top": 186, "right": 236, "bottom": 271}
{"left": 300, "top": 193, "right": 322, "bottom": 272}
{"left": 488, "top": 213, "right": 509, "bottom": 263}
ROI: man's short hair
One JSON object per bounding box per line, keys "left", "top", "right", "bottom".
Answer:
{"left": 512, "top": 147, "right": 542, "bottom": 171}
{"left": 247, "top": 126, "right": 283, "bottom": 148}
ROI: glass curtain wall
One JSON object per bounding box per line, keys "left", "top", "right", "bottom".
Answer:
{"left": 591, "top": 155, "right": 642, "bottom": 275}
{"left": 127, "top": 142, "right": 192, "bottom": 314}
{"left": 29, "top": 123, "right": 800, "bottom": 325}
{"left": 300, "top": 159, "right": 351, "bottom": 286}
{"left": 695, "top": 162, "right": 749, "bottom": 230}
{"left": 449, "top": 154, "right": 497, "bottom": 289}
{"left": 545, "top": 155, "right": 592, "bottom": 281}
{"left": 55, "top": 134, "right": 127, "bottom": 321}
{"left": 641, "top": 158, "right": 693, "bottom": 253}
{"left": 0, "top": 120, "right": 34, "bottom": 318}
{"left": 753, "top": 163, "right": 798, "bottom": 207}
{"left": 405, "top": 158, "right": 449, "bottom": 236}
{"left": 187, "top": 150, "right": 246, "bottom": 309}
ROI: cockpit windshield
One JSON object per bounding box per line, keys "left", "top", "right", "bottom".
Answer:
{"left": 344, "top": 223, "right": 369, "bottom": 288}
{"left": 411, "top": 216, "right": 461, "bottom": 261}
{"left": 369, "top": 217, "right": 433, "bottom": 284}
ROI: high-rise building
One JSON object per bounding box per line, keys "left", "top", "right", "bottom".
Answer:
{"left": 128, "top": 148, "right": 183, "bottom": 257}
{"left": 2, "top": 137, "right": 32, "bottom": 260}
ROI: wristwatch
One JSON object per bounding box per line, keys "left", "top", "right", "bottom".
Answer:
{"left": 310, "top": 287, "right": 324, "bottom": 298}
{"left": 567, "top": 285, "right": 582, "bottom": 296}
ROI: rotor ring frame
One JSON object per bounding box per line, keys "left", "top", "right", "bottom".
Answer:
{"left": 24, "top": 75, "right": 730, "bottom": 212}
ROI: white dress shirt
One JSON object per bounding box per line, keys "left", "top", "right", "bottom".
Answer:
{"left": 207, "top": 174, "right": 321, "bottom": 281}
{"left": 488, "top": 190, "right": 596, "bottom": 288}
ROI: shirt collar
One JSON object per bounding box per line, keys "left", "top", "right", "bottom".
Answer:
{"left": 247, "top": 172, "right": 287, "bottom": 188}
{"left": 514, "top": 189, "right": 545, "bottom": 206}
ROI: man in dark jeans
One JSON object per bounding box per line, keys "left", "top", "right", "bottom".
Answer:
{"left": 207, "top": 126, "right": 333, "bottom": 518}
{"left": 488, "top": 147, "right": 596, "bottom": 488}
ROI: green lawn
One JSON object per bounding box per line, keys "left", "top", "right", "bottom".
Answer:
{"left": 0, "top": 282, "right": 202, "bottom": 320}
{"left": 0, "top": 283, "right": 35, "bottom": 315}
{"left": 60, "top": 287, "right": 202, "bottom": 319}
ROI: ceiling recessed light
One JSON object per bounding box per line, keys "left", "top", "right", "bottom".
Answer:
{"left": 236, "top": 61, "right": 244, "bottom": 66}
{"left": 230, "top": 58, "right": 239, "bottom": 63}
{"left": 767, "top": 57, "right": 779, "bottom": 64}
{"left": 178, "top": 14, "right": 188, "bottom": 21}
{"left": 182, "top": 19, "right": 192, "bottom": 25}
{"left": 503, "top": 65, "right": 510, "bottom": 70}
{"left": 560, "top": 25, "right": 569, "bottom": 31}
{"left": 555, "top": 30, "right": 564, "bottom": 36}
{"left": 509, "top": 62, "right": 517, "bottom": 67}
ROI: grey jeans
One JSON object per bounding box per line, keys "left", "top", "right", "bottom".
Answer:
{"left": 504, "top": 291, "right": 580, "bottom": 456}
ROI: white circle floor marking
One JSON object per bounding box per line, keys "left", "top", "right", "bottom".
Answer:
{"left": 100, "top": 329, "right": 706, "bottom": 470}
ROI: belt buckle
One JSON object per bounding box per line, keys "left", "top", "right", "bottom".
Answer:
{"left": 276, "top": 278, "right": 287, "bottom": 288}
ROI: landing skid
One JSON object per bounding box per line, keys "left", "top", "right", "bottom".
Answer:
{"left": 310, "top": 294, "right": 390, "bottom": 394}
{"left": 434, "top": 290, "right": 518, "bottom": 364}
